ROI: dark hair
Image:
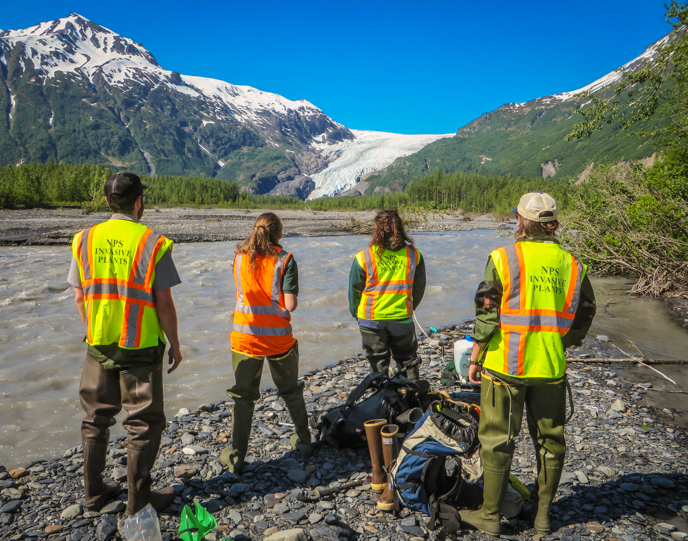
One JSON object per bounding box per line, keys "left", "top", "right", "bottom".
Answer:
{"left": 107, "top": 194, "right": 138, "bottom": 215}
{"left": 370, "top": 210, "right": 413, "bottom": 254}
{"left": 235, "top": 212, "right": 283, "bottom": 273}
{"left": 515, "top": 213, "right": 559, "bottom": 241}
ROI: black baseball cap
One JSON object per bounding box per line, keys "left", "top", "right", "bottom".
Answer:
{"left": 104, "top": 173, "right": 149, "bottom": 199}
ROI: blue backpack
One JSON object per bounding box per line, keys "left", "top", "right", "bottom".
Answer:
{"left": 390, "top": 399, "right": 480, "bottom": 535}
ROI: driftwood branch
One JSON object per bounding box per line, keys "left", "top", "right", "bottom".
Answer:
{"left": 567, "top": 358, "right": 688, "bottom": 364}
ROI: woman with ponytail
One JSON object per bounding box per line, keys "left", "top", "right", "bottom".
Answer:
{"left": 349, "top": 210, "right": 426, "bottom": 379}
{"left": 221, "top": 212, "right": 311, "bottom": 473}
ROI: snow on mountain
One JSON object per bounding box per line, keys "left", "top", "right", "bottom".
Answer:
{"left": 0, "top": 14, "right": 160, "bottom": 79}
{"left": 503, "top": 34, "right": 672, "bottom": 112}
{"left": 307, "top": 130, "right": 454, "bottom": 199}
{"left": 179, "top": 75, "right": 342, "bottom": 133}
{"left": 553, "top": 35, "right": 670, "bottom": 102}
{"left": 0, "top": 14, "right": 453, "bottom": 197}
{"left": 0, "top": 14, "right": 349, "bottom": 145}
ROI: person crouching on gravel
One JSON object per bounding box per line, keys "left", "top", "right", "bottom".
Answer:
{"left": 221, "top": 212, "right": 312, "bottom": 474}
{"left": 349, "top": 209, "right": 426, "bottom": 379}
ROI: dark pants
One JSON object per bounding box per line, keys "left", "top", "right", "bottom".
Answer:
{"left": 359, "top": 320, "right": 420, "bottom": 379}
{"left": 79, "top": 352, "right": 165, "bottom": 511}
{"left": 226, "top": 343, "right": 310, "bottom": 460}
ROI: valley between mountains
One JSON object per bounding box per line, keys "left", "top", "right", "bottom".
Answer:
{"left": 0, "top": 14, "right": 672, "bottom": 199}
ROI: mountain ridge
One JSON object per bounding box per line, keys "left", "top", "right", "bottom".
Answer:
{"left": 357, "top": 32, "right": 673, "bottom": 195}
{"left": 0, "top": 14, "right": 357, "bottom": 198}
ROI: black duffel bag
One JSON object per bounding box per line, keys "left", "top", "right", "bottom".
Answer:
{"left": 312, "top": 373, "right": 429, "bottom": 448}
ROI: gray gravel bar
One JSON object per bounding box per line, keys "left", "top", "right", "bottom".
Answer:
{"left": 0, "top": 208, "right": 506, "bottom": 246}
{"left": 0, "top": 327, "right": 686, "bottom": 541}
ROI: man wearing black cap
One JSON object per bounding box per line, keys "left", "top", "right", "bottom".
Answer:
{"left": 67, "top": 172, "right": 183, "bottom": 515}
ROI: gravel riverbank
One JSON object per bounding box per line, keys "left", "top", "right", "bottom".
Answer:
{"left": 0, "top": 208, "right": 505, "bottom": 246}
{"left": 0, "top": 327, "right": 686, "bottom": 541}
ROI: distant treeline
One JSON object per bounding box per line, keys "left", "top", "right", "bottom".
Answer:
{"left": 0, "top": 162, "right": 570, "bottom": 214}
{"left": 0, "top": 163, "right": 302, "bottom": 210}
{"left": 0, "top": 163, "right": 112, "bottom": 207}
{"left": 306, "top": 170, "right": 570, "bottom": 214}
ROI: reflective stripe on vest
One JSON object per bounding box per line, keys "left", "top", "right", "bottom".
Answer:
{"left": 483, "top": 242, "right": 585, "bottom": 378}
{"left": 231, "top": 248, "right": 296, "bottom": 356}
{"left": 73, "top": 221, "right": 169, "bottom": 349}
{"left": 357, "top": 245, "right": 418, "bottom": 320}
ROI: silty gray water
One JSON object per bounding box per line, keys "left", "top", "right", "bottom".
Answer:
{"left": 1, "top": 230, "right": 687, "bottom": 468}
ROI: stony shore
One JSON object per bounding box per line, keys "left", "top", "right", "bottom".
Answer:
{"left": 0, "top": 208, "right": 506, "bottom": 247}
{"left": 0, "top": 326, "right": 686, "bottom": 541}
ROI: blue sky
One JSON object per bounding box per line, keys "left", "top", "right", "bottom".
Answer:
{"left": 2, "top": 1, "right": 672, "bottom": 134}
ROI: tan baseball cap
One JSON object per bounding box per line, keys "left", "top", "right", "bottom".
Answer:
{"left": 515, "top": 192, "right": 557, "bottom": 222}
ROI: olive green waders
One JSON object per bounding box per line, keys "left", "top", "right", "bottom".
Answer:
{"left": 222, "top": 343, "right": 311, "bottom": 473}
{"left": 460, "top": 371, "right": 566, "bottom": 536}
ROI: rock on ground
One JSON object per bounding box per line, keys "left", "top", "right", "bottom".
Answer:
{"left": 0, "top": 326, "right": 686, "bottom": 541}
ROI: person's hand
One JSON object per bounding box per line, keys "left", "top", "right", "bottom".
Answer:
{"left": 468, "top": 364, "right": 482, "bottom": 385}
{"left": 167, "top": 345, "right": 182, "bottom": 374}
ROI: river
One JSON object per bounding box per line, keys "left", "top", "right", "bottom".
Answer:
{"left": 1, "top": 230, "right": 687, "bottom": 468}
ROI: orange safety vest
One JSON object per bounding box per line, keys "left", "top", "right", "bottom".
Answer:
{"left": 482, "top": 241, "right": 586, "bottom": 378}
{"left": 230, "top": 247, "right": 296, "bottom": 357}
{"left": 355, "top": 245, "right": 419, "bottom": 320}
{"left": 72, "top": 219, "right": 172, "bottom": 349}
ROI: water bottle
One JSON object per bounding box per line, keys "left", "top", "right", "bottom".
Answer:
{"left": 453, "top": 334, "right": 475, "bottom": 384}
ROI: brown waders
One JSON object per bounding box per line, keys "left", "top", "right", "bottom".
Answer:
{"left": 222, "top": 343, "right": 311, "bottom": 473}
{"left": 79, "top": 352, "right": 174, "bottom": 515}
{"left": 460, "top": 371, "right": 566, "bottom": 536}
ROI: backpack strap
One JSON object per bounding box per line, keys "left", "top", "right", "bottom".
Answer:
{"left": 437, "top": 456, "right": 463, "bottom": 503}
{"left": 433, "top": 503, "right": 463, "bottom": 540}
{"left": 382, "top": 376, "right": 420, "bottom": 394}
{"left": 344, "top": 372, "right": 387, "bottom": 407}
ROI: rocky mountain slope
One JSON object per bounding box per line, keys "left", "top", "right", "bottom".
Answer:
{"left": 0, "top": 14, "right": 355, "bottom": 198}
{"left": 359, "top": 33, "right": 672, "bottom": 195}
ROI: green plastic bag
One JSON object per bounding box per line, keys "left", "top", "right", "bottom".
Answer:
{"left": 179, "top": 502, "right": 217, "bottom": 541}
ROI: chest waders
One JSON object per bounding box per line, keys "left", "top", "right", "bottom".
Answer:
{"left": 459, "top": 371, "right": 569, "bottom": 536}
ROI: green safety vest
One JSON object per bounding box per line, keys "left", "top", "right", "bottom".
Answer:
{"left": 355, "top": 245, "right": 420, "bottom": 320}
{"left": 483, "top": 241, "right": 586, "bottom": 378}
{"left": 72, "top": 219, "right": 173, "bottom": 349}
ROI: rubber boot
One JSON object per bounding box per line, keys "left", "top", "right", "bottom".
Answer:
{"left": 127, "top": 442, "right": 163, "bottom": 515}
{"left": 82, "top": 441, "right": 121, "bottom": 511}
{"left": 399, "top": 356, "right": 420, "bottom": 380}
{"left": 148, "top": 487, "right": 177, "bottom": 514}
{"left": 377, "top": 424, "right": 399, "bottom": 511}
{"left": 533, "top": 466, "right": 563, "bottom": 534}
{"left": 364, "top": 419, "right": 387, "bottom": 493}
{"left": 459, "top": 468, "right": 510, "bottom": 536}
{"left": 221, "top": 399, "right": 254, "bottom": 474}
{"left": 283, "top": 390, "right": 313, "bottom": 458}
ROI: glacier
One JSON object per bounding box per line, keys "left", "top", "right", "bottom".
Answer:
{"left": 308, "top": 130, "right": 453, "bottom": 199}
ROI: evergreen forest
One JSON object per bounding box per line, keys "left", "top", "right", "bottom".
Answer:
{"left": 0, "top": 162, "right": 568, "bottom": 215}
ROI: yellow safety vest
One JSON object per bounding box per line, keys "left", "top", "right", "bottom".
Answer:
{"left": 483, "top": 241, "right": 586, "bottom": 378}
{"left": 72, "top": 219, "right": 173, "bottom": 349}
{"left": 355, "top": 245, "right": 420, "bottom": 320}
